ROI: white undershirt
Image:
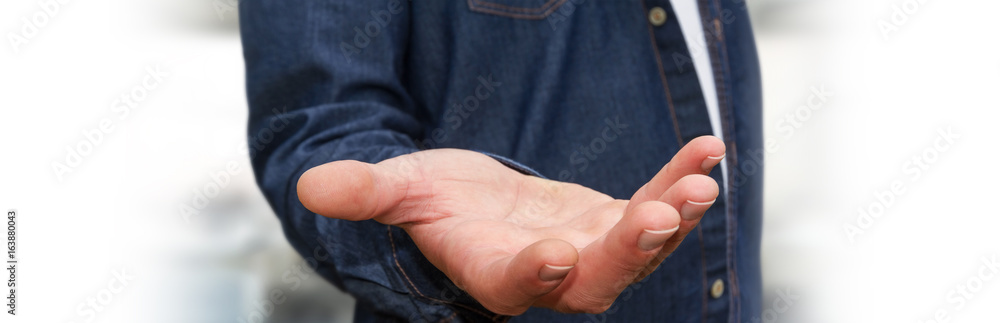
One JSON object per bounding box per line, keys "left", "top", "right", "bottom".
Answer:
{"left": 669, "top": 0, "right": 729, "bottom": 195}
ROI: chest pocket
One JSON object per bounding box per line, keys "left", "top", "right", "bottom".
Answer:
{"left": 467, "top": 0, "right": 569, "bottom": 19}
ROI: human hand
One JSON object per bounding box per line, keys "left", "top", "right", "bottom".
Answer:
{"left": 297, "top": 136, "right": 725, "bottom": 315}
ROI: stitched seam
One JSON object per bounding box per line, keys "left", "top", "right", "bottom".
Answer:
{"left": 467, "top": 0, "right": 569, "bottom": 19}
{"left": 388, "top": 226, "right": 501, "bottom": 320}
{"left": 698, "top": 225, "right": 708, "bottom": 323}
{"left": 466, "top": 8, "right": 551, "bottom": 19}
{"left": 713, "top": 22, "right": 740, "bottom": 323}
{"left": 640, "top": 0, "right": 684, "bottom": 147}
{"left": 698, "top": 0, "right": 740, "bottom": 322}
{"left": 388, "top": 226, "right": 428, "bottom": 296}
{"left": 471, "top": 0, "right": 560, "bottom": 12}
{"left": 710, "top": 1, "right": 743, "bottom": 322}
{"left": 703, "top": 0, "right": 742, "bottom": 321}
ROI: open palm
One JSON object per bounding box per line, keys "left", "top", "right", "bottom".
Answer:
{"left": 297, "top": 136, "right": 725, "bottom": 315}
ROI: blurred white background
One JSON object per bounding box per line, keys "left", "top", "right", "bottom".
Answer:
{"left": 1, "top": 0, "right": 998, "bottom": 322}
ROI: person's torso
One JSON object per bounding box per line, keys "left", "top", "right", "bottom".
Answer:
{"left": 402, "top": 1, "right": 764, "bottom": 321}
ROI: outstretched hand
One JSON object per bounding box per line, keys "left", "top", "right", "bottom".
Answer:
{"left": 297, "top": 136, "right": 725, "bottom": 315}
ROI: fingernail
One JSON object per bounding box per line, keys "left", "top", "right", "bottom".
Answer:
{"left": 539, "top": 264, "right": 574, "bottom": 281}
{"left": 681, "top": 199, "right": 716, "bottom": 221}
{"left": 637, "top": 226, "right": 680, "bottom": 251}
{"left": 701, "top": 154, "right": 725, "bottom": 172}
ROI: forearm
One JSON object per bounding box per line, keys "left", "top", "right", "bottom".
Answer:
{"left": 240, "top": 0, "right": 500, "bottom": 320}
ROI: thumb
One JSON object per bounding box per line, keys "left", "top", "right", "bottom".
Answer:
{"left": 296, "top": 160, "right": 410, "bottom": 223}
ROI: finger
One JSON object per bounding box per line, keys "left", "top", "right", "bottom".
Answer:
{"left": 635, "top": 174, "right": 719, "bottom": 281}
{"left": 296, "top": 160, "right": 409, "bottom": 222}
{"left": 625, "top": 135, "right": 725, "bottom": 214}
{"left": 657, "top": 174, "right": 720, "bottom": 222}
{"left": 547, "top": 201, "right": 680, "bottom": 313}
{"left": 470, "top": 239, "right": 579, "bottom": 315}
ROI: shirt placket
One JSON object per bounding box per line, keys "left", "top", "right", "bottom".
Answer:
{"left": 640, "top": 0, "right": 735, "bottom": 322}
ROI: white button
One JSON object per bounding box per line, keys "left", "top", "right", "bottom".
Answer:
{"left": 649, "top": 7, "right": 667, "bottom": 26}
{"left": 711, "top": 279, "right": 725, "bottom": 299}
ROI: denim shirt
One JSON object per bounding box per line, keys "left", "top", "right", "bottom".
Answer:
{"left": 240, "top": 1, "right": 762, "bottom": 322}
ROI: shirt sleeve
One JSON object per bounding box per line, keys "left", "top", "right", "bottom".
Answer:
{"left": 239, "top": 1, "right": 509, "bottom": 321}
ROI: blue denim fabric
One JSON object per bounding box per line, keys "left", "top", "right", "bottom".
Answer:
{"left": 240, "top": 1, "right": 762, "bottom": 322}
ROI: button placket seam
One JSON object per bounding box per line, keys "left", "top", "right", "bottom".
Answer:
{"left": 639, "top": 0, "right": 684, "bottom": 148}
{"left": 710, "top": 1, "right": 744, "bottom": 321}
{"left": 698, "top": 0, "right": 742, "bottom": 322}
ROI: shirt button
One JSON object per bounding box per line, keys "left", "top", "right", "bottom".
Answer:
{"left": 710, "top": 279, "right": 725, "bottom": 299}
{"left": 648, "top": 7, "right": 667, "bottom": 26}
{"left": 713, "top": 18, "right": 723, "bottom": 39}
